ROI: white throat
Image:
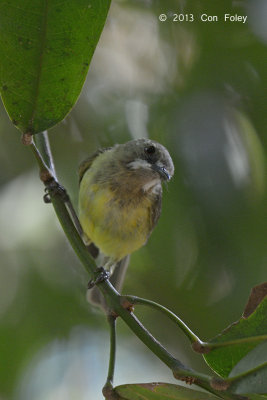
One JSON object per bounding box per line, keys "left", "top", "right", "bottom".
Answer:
{"left": 127, "top": 158, "right": 161, "bottom": 193}
{"left": 127, "top": 159, "right": 151, "bottom": 170}
{"left": 142, "top": 179, "right": 161, "bottom": 193}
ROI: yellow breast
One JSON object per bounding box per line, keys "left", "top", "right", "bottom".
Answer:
{"left": 79, "top": 171, "right": 153, "bottom": 262}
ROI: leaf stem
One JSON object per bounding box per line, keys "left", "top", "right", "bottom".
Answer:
{"left": 27, "top": 132, "right": 97, "bottom": 275}
{"left": 29, "top": 134, "right": 54, "bottom": 181}
{"left": 34, "top": 130, "right": 57, "bottom": 177}
{"left": 106, "top": 315, "right": 117, "bottom": 386}
{"left": 33, "top": 132, "right": 84, "bottom": 236}
{"left": 123, "top": 295, "right": 201, "bottom": 344}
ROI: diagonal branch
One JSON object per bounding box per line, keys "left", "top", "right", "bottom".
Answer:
{"left": 122, "top": 295, "right": 202, "bottom": 345}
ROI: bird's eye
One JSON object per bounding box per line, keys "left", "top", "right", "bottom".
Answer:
{"left": 144, "top": 145, "right": 156, "bottom": 155}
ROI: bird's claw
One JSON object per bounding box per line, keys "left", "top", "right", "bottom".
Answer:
{"left": 87, "top": 267, "right": 110, "bottom": 289}
{"left": 43, "top": 181, "right": 69, "bottom": 204}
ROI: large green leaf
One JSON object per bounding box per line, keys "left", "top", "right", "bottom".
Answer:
{"left": 229, "top": 342, "right": 267, "bottom": 394}
{"left": 0, "top": 0, "right": 111, "bottom": 134}
{"left": 113, "top": 382, "right": 220, "bottom": 400}
{"left": 204, "top": 283, "right": 267, "bottom": 378}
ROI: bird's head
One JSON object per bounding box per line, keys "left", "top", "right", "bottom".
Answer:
{"left": 116, "top": 139, "right": 174, "bottom": 184}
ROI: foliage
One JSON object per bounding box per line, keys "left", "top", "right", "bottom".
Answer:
{"left": 0, "top": 0, "right": 111, "bottom": 133}
{"left": 114, "top": 383, "right": 220, "bottom": 400}
{"left": 204, "top": 284, "right": 267, "bottom": 379}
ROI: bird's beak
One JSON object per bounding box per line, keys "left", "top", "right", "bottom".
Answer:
{"left": 151, "top": 164, "right": 171, "bottom": 181}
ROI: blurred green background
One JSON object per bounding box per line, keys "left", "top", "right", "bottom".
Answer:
{"left": 0, "top": 0, "right": 266, "bottom": 399}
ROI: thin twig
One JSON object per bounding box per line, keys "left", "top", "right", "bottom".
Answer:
{"left": 102, "top": 315, "right": 117, "bottom": 398}
{"left": 32, "top": 132, "right": 84, "bottom": 236}
{"left": 34, "top": 131, "right": 57, "bottom": 178}
{"left": 65, "top": 199, "right": 84, "bottom": 237}
{"left": 123, "top": 295, "right": 201, "bottom": 345}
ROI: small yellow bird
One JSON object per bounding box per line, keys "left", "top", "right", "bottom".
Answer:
{"left": 78, "top": 138, "right": 174, "bottom": 306}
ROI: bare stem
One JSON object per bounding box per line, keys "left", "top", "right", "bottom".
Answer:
{"left": 34, "top": 131, "right": 57, "bottom": 178}
{"left": 103, "top": 314, "right": 117, "bottom": 393}
{"left": 123, "top": 295, "right": 201, "bottom": 344}
{"left": 32, "top": 133, "right": 84, "bottom": 239}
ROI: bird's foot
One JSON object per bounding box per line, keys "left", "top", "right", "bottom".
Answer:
{"left": 87, "top": 267, "right": 110, "bottom": 289}
{"left": 43, "top": 181, "right": 69, "bottom": 203}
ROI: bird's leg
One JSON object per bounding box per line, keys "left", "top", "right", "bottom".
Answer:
{"left": 43, "top": 180, "right": 102, "bottom": 262}
{"left": 43, "top": 179, "right": 84, "bottom": 237}
{"left": 87, "top": 267, "right": 110, "bottom": 289}
{"left": 87, "top": 259, "right": 115, "bottom": 289}
{"left": 43, "top": 179, "right": 69, "bottom": 203}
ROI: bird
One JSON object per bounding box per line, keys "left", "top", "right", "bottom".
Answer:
{"left": 78, "top": 138, "right": 174, "bottom": 307}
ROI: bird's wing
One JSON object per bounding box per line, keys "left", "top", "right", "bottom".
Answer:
{"left": 78, "top": 148, "right": 111, "bottom": 255}
{"left": 78, "top": 147, "right": 111, "bottom": 184}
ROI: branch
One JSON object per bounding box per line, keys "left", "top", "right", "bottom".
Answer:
{"left": 23, "top": 131, "right": 97, "bottom": 276}
{"left": 34, "top": 130, "right": 57, "bottom": 177}
{"left": 122, "top": 295, "right": 202, "bottom": 345}
{"left": 103, "top": 315, "right": 117, "bottom": 399}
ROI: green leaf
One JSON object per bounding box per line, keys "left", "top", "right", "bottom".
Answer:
{"left": 247, "top": 396, "right": 267, "bottom": 400}
{"left": 204, "top": 283, "right": 267, "bottom": 378}
{"left": 228, "top": 342, "right": 267, "bottom": 394}
{"left": 113, "top": 382, "right": 220, "bottom": 400}
{"left": 0, "top": 0, "right": 111, "bottom": 134}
